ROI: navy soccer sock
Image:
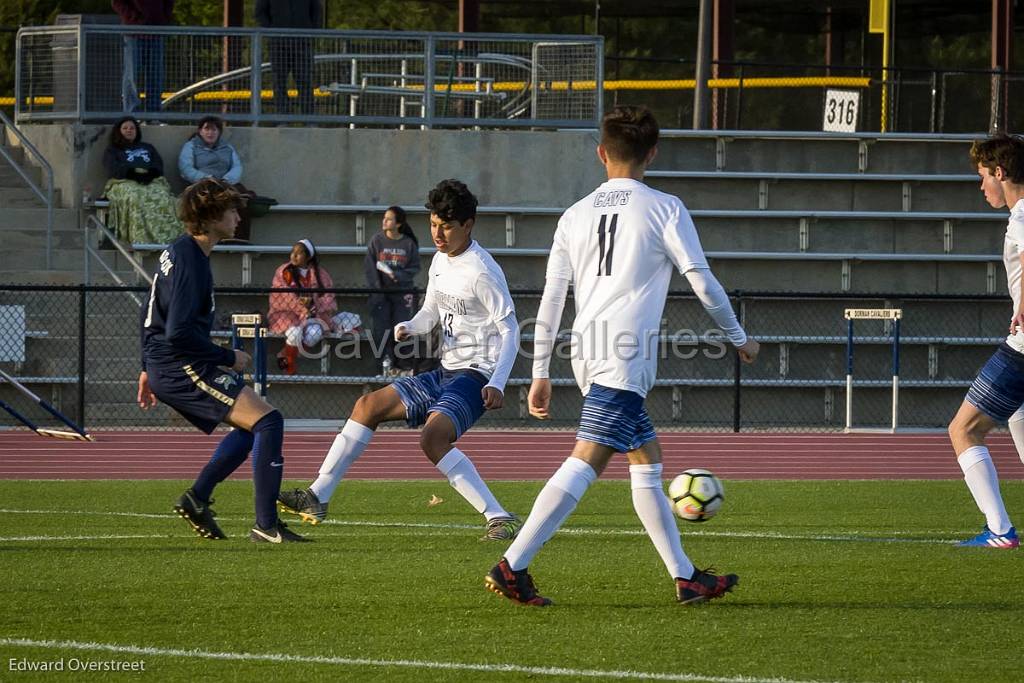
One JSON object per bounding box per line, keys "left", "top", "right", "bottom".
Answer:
{"left": 192, "top": 428, "right": 255, "bottom": 502}
{"left": 250, "top": 410, "right": 285, "bottom": 529}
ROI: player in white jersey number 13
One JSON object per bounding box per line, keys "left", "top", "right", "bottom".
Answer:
{"left": 485, "top": 105, "right": 759, "bottom": 607}
{"left": 278, "top": 179, "right": 525, "bottom": 542}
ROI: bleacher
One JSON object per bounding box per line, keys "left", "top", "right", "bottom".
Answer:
{"left": 50, "top": 130, "right": 1016, "bottom": 428}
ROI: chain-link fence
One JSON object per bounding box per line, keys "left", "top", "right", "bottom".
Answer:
{"left": 0, "top": 285, "right": 1014, "bottom": 433}
{"left": 15, "top": 25, "right": 602, "bottom": 128}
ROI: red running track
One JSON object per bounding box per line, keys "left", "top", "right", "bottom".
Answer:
{"left": 0, "top": 430, "right": 1022, "bottom": 480}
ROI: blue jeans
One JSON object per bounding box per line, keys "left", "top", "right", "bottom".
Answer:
{"left": 128, "top": 37, "right": 165, "bottom": 113}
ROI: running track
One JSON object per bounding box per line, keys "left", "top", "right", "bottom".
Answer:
{"left": 0, "top": 431, "right": 1022, "bottom": 480}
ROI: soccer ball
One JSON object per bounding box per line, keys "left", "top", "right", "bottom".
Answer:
{"left": 667, "top": 469, "right": 724, "bottom": 522}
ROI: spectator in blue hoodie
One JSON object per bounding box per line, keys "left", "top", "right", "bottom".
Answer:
{"left": 178, "top": 116, "right": 255, "bottom": 242}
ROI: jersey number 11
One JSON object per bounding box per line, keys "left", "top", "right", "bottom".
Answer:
{"left": 597, "top": 213, "right": 618, "bottom": 276}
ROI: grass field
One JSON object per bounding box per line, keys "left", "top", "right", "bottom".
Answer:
{"left": 0, "top": 478, "right": 1021, "bottom": 682}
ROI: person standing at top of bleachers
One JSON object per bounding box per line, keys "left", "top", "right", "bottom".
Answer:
{"left": 178, "top": 116, "right": 256, "bottom": 242}
{"left": 268, "top": 239, "right": 344, "bottom": 375}
{"left": 365, "top": 206, "right": 422, "bottom": 376}
{"left": 255, "top": 0, "right": 323, "bottom": 117}
{"left": 112, "top": 0, "right": 173, "bottom": 114}
{"left": 947, "top": 135, "right": 1024, "bottom": 550}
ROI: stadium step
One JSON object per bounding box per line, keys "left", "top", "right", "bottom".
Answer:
{"left": 0, "top": 208, "right": 78, "bottom": 232}
{"left": 654, "top": 135, "right": 976, "bottom": 174}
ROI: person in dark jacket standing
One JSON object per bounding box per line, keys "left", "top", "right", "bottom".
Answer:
{"left": 365, "top": 206, "right": 427, "bottom": 375}
{"left": 254, "top": 0, "right": 323, "bottom": 116}
{"left": 139, "top": 178, "right": 308, "bottom": 543}
{"left": 111, "top": 0, "right": 174, "bottom": 113}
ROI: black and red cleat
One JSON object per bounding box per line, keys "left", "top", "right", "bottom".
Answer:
{"left": 675, "top": 568, "right": 739, "bottom": 605}
{"left": 485, "top": 557, "right": 552, "bottom": 607}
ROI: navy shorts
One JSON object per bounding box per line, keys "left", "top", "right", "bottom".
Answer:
{"left": 577, "top": 384, "right": 657, "bottom": 453}
{"left": 146, "top": 361, "right": 246, "bottom": 434}
{"left": 965, "top": 343, "right": 1024, "bottom": 422}
{"left": 391, "top": 367, "right": 487, "bottom": 439}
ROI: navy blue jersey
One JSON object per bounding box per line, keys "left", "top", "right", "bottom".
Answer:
{"left": 141, "top": 234, "right": 235, "bottom": 370}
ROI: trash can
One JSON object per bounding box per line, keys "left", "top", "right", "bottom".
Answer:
{"left": 53, "top": 14, "right": 122, "bottom": 118}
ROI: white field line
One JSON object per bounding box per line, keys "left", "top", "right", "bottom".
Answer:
{"left": 0, "top": 637, "right": 877, "bottom": 683}
{"left": 0, "top": 508, "right": 963, "bottom": 545}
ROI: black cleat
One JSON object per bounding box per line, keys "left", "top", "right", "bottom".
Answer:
{"left": 485, "top": 557, "right": 552, "bottom": 606}
{"left": 249, "top": 520, "right": 312, "bottom": 543}
{"left": 675, "top": 568, "right": 739, "bottom": 605}
{"left": 277, "top": 487, "right": 328, "bottom": 525}
{"left": 173, "top": 489, "right": 226, "bottom": 540}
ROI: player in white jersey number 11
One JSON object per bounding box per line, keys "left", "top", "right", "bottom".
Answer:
{"left": 485, "top": 105, "right": 759, "bottom": 607}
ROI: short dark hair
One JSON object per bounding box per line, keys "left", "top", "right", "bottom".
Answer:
{"left": 425, "top": 179, "right": 478, "bottom": 223}
{"left": 179, "top": 178, "right": 243, "bottom": 235}
{"left": 195, "top": 115, "right": 225, "bottom": 135}
{"left": 110, "top": 116, "right": 141, "bottom": 148}
{"left": 970, "top": 135, "right": 1024, "bottom": 183}
{"left": 600, "top": 105, "right": 659, "bottom": 164}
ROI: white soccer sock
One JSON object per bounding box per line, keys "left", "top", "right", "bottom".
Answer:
{"left": 957, "top": 445, "right": 1013, "bottom": 535}
{"left": 505, "top": 457, "right": 597, "bottom": 572}
{"left": 309, "top": 420, "right": 374, "bottom": 503}
{"left": 1008, "top": 409, "right": 1024, "bottom": 466}
{"left": 630, "top": 463, "right": 696, "bottom": 580}
{"left": 436, "top": 448, "right": 508, "bottom": 519}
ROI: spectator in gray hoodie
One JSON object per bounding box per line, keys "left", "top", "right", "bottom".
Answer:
{"left": 365, "top": 206, "right": 435, "bottom": 376}
{"left": 178, "top": 116, "right": 254, "bottom": 241}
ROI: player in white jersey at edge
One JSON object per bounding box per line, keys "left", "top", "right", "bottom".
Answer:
{"left": 278, "top": 179, "right": 524, "bottom": 541}
{"left": 948, "top": 135, "right": 1024, "bottom": 549}
{"left": 485, "top": 106, "right": 760, "bottom": 606}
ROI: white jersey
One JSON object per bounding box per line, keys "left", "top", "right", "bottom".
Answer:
{"left": 1003, "top": 198, "right": 1024, "bottom": 353}
{"left": 547, "top": 178, "right": 710, "bottom": 397}
{"left": 416, "top": 241, "right": 516, "bottom": 378}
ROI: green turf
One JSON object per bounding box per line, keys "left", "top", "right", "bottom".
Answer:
{"left": 0, "top": 479, "right": 1021, "bottom": 682}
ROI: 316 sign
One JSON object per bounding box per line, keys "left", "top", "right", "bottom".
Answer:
{"left": 823, "top": 89, "right": 859, "bottom": 133}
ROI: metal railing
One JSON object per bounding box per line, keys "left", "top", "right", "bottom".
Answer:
{"left": 82, "top": 214, "right": 151, "bottom": 304}
{"left": 14, "top": 25, "right": 602, "bottom": 128}
{"left": 604, "top": 56, "right": 1022, "bottom": 134}
{"left": 0, "top": 109, "right": 54, "bottom": 268}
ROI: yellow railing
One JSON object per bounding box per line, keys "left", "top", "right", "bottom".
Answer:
{"left": 0, "top": 76, "right": 871, "bottom": 108}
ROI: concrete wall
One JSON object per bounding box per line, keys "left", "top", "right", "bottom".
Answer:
{"left": 18, "top": 123, "right": 605, "bottom": 209}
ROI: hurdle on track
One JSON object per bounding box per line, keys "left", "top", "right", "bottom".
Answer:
{"left": 0, "top": 367, "right": 93, "bottom": 441}
{"left": 230, "top": 313, "right": 267, "bottom": 398}
{"left": 844, "top": 308, "right": 902, "bottom": 434}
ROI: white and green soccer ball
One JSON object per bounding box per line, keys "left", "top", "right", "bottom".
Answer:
{"left": 667, "top": 468, "right": 724, "bottom": 522}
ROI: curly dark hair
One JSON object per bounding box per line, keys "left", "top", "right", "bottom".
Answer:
{"left": 425, "top": 179, "right": 478, "bottom": 224}
{"left": 970, "top": 135, "right": 1024, "bottom": 183}
{"left": 600, "top": 105, "right": 660, "bottom": 165}
{"left": 179, "top": 178, "right": 244, "bottom": 235}
{"left": 109, "top": 116, "right": 142, "bottom": 148}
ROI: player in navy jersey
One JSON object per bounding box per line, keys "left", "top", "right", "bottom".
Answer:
{"left": 485, "top": 106, "right": 759, "bottom": 606}
{"left": 138, "top": 178, "right": 307, "bottom": 543}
